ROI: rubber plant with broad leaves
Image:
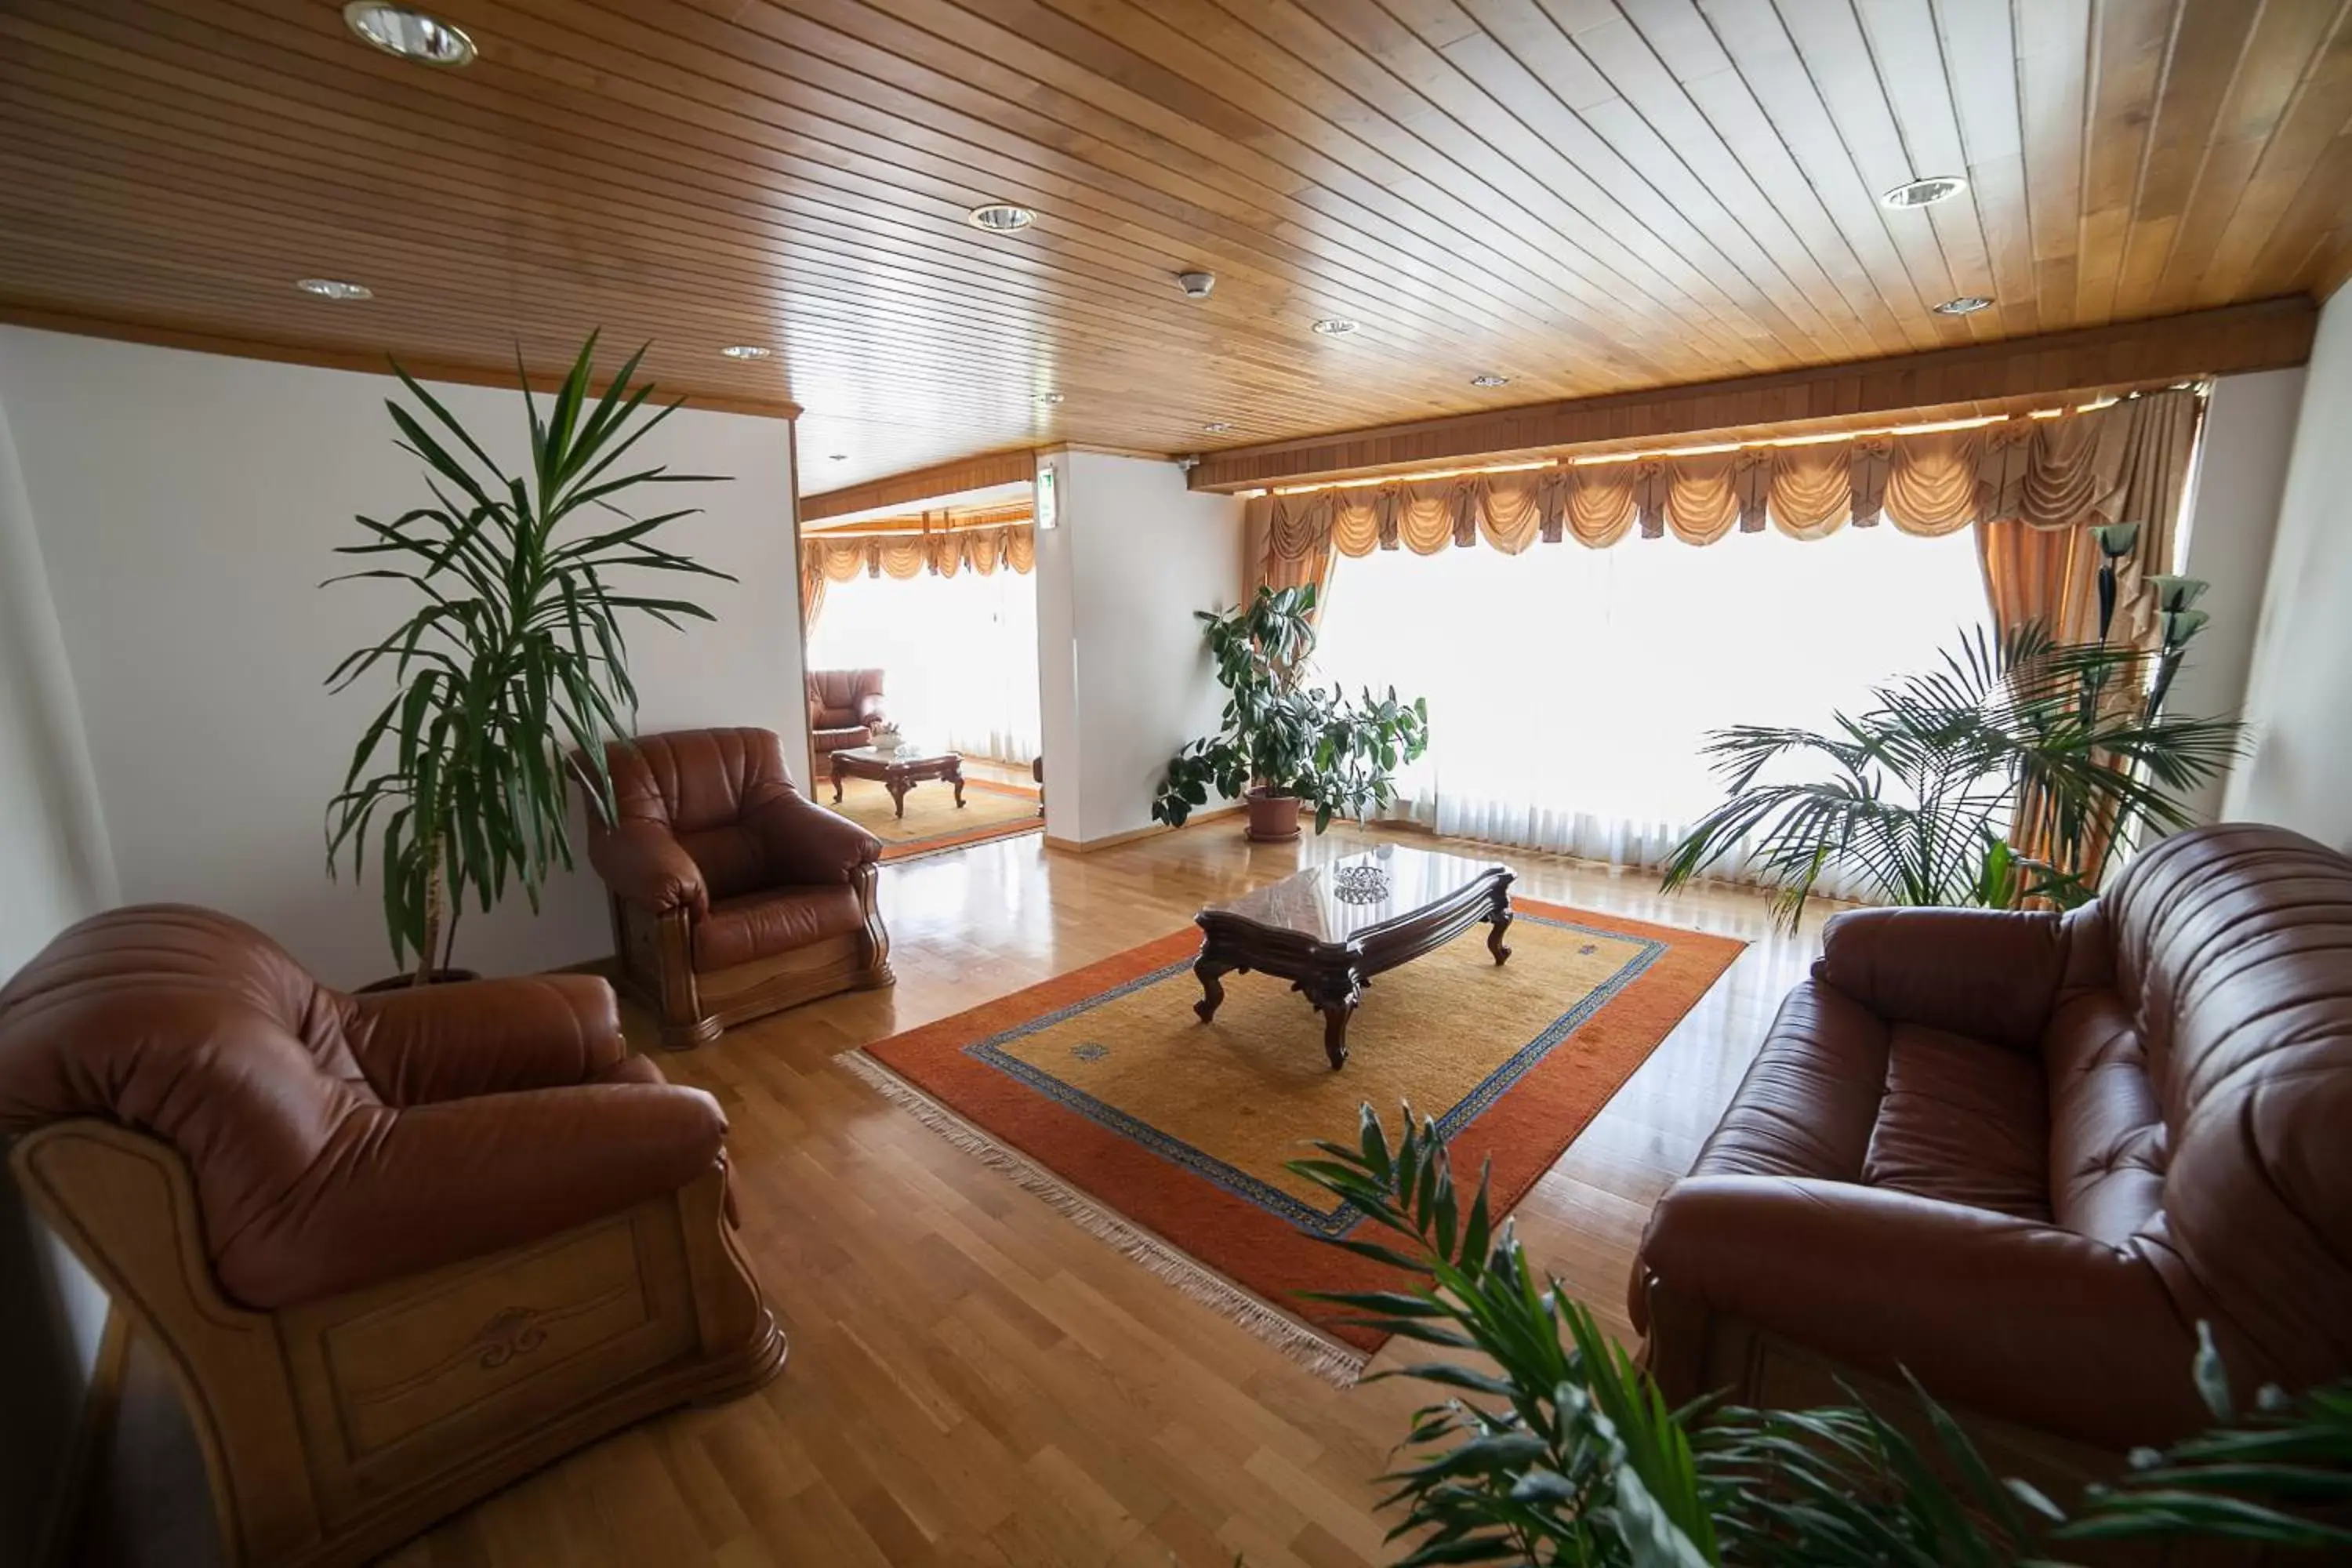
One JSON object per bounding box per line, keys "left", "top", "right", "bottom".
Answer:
{"left": 1661, "top": 521, "right": 2241, "bottom": 930}
{"left": 325, "top": 335, "right": 734, "bottom": 985}
{"left": 1151, "top": 583, "right": 1430, "bottom": 837}
{"left": 1286, "top": 1105, "right": 2352, "bottom": 1566}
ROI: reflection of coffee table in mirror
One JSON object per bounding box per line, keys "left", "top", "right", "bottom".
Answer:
{"left": 829, "top": 744, "right": 964, "bottom": 818}
{"left": 1192, "top": 844, "right": 1515, "bottom": 1070}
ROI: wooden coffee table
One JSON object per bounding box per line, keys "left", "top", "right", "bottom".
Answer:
{"left": 1192, "top": 844, "right": 1515, "bottom": 1070}
{"left": 829, "top": 744, "right": 964, "bottom": 818}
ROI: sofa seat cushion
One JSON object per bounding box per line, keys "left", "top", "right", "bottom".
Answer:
{"left": 1862, "top": 1024, "right": 2051, "bottom": 1220}
{"left": 694, "top": 884, "right": 864, "bottom": 971}
{"left": 811, "top": 725, "right": 870, "bottom": 753}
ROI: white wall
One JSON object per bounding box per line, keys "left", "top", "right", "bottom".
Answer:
{"left": 1033, "top": 451, "right": 1246, "bottom": 844}
{"left": 2225, "top": 287, "right": 2352, "bottom": 852}
{"left": 0, "top": 328, "right": 806, "bottom": 988}
{"left": 2170, "top": 368, "right": 2305, "bottom": 823}
{"left": 0, "top": 370, "right": 117, "bottom": 1565}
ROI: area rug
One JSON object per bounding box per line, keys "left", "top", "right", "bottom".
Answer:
{"left": 840, "top": 898, "right": 1744, "bottom": 1381}
{"left": 826, "top": 771, "right": 1041, "bottom": 861}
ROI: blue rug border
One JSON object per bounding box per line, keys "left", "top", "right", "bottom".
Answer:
{"left": 962, "top": 911, "right": 1668, "bottom": 1236}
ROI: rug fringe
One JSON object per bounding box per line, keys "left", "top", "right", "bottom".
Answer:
{"left": 837, "top": 1050, "right": 1369, "bottom": 1388}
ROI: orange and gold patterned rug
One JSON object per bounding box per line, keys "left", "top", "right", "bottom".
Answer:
{"left": 843, "top": 898, "right": 1744, "bottom": 1380}
{"left": 826, "top": 771, "right": 1041, "bottom": 862}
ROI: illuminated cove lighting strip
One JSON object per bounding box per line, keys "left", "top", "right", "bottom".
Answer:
{"left": 1252, "top": 397, "right": 2122, "bottom": 499}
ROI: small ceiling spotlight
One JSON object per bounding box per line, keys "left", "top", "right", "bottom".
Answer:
{"left": 1881, "top": 174, "right": 1968, "bottom": 209}
{"left": 1470, "top": 372, "right": 1511, "bottom": 387}
{"left": 1036, "top": 391, "right": 1065, "bottom": 405}
{"left": 1933, "top": 295, "right": 1994, "bottom": 316}
{"left": 1311, "top": 318, "right": 1359, "bottom": 336}
{"left": 296, "top": 277, "right": 372, "bottom": 300}
{"left": 967, "top": 203, "right": 1036, "bottom": 233}
{"left": 343, "top": 4, "right": 477, "bottom": 67}
{"left": 1177, "top": 270, "right": 1217, "bottom": 299}
{"left": 718, "top": 344, "right": 772, "bottom": 359}
{"left": 1201, "top": 420, "right": 1232, "bottom": 434}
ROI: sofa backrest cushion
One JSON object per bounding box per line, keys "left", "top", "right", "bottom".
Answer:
{"left": 601, "top": 728, "right": 802, "bottom": 901}
{"left": 2100, "top": 823, "right": 2352, "bottom": 1396}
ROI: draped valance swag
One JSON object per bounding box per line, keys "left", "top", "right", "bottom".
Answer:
{"left": 798, "top": 521, "right": 1035, "bottom": 630}
{"left": 1250, "top": 390, "right": 2201, "bottom": 648}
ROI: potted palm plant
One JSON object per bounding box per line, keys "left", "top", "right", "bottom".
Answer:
{"left": 325, "top": 336, "right": 734, "bottom": 985}
{"left": 1151, "top": 584, "right": 1428, "bottom": 841}
{"left": 1662, "top": 530, "right": 2242, "bottom": 929}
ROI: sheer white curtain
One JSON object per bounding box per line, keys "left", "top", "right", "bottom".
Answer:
{"left": 805, "top": 566, "right": 1041, "bottom": 764}
{"left": 1312, "top": 525, "right": 1991, "bottom": 895}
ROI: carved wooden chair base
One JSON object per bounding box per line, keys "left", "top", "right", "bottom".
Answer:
{"left": 13, "top": 1122, "right": 785, "bottom": 1568}
{"left": 610, "top": 862, "right": 895, "bottom": 1051}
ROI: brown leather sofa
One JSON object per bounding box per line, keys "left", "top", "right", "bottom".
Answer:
{"left": 0, "top": 905, "right": 784, "bottom": 1568}
{"left": 580, "top": 727, "right": 892, "bottom": 1049}
{"left": 1633, "top": 822, "right": 2352, "bottom": 1481}
{"left": 806, "top": 667, "right": 886, "bottom": 753}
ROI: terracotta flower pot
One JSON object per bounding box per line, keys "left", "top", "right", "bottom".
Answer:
{"left": 1244, "top": 788, "right": 1302, "bottom": 843}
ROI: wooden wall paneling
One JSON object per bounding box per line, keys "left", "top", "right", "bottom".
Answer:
{"left": 4, "top": 1, "right": 2350, "bottom": 488}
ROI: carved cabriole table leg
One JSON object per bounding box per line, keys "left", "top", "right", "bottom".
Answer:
{"left": 1299, "top": 967, "right": 1365, "bottom": 1070}
{"left": 1486, "top": 877, "right": 1515, "bottom": 964}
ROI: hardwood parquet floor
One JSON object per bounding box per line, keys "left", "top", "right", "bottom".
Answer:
{"left": 117, "top": 821, "right": 1827, "bottom": 1568}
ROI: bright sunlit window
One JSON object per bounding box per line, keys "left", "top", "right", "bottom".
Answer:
{"left": 806, "top": 568, "right": 1041, "bottom": 764}
{"left": 1312, "top": 525, "right": 1991, "bottom": 890}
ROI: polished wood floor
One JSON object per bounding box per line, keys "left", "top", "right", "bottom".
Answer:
{"left": 111, "top": 820, "right": 1825, "bottom": 1568}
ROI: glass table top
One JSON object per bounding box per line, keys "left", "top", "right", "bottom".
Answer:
{"left": 1200, "top": 842, "right": 1510, "bottom": 944}
{"left": 834, "top": 742, "right": 958, "bottom": 764}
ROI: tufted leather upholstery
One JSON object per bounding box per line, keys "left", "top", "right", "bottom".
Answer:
{"left": 0, "top": 905, "right": 725, "bottom": 1310}
{"left": 805, "top": 667, "right": 886, "bottom": 752}
{"left": 578, "top": 728, "right": 889, "bottom": 1046}
{"left": 1633, "top": 823, "right": 2352, "bottom": 1453}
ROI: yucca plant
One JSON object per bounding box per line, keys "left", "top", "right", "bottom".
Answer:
{"left": 1287, "top": 1107, "right": 2352, "bottom": 1566}
{"left": 324, "top": 336, "right": 734, "bottom": 983}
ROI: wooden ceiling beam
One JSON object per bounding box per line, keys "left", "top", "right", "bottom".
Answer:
{"left": 1186, "top": 299, "right": 2320, "bottom": 492}
{"left": 800, "top": 449, "right": 1038, "bottom": 521}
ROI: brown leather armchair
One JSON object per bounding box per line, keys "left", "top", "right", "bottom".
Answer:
{"left": 580, "top": 727, "right": 892, "bottom": 1049}
{"left": 1633, "top": 823, "right": 2352, "bottom": 1481}
{"left": 0, "top": 905, "right": 783, "bottom": 1568}
{"left": 806, "top": 667, "right": 886, "bottom": 753}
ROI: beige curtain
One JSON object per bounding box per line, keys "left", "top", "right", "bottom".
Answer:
{"left": 800, "top": 522, "right": 1036, "bottom": 592}
{"left": 1247, "top": 397, "right": 2195, "bottom": 583}
{"left": 1973, "top": 390, "right": 2203, "bottom": 883}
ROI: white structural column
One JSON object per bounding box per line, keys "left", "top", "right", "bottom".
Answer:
{"left": 1032, "top": 450, "right": 1246, "bottom": 846}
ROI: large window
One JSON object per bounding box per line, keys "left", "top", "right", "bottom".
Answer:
{"left": 806, "top": 566, "right": 1041, "bottom": 764}
{"left": 1312, "top": 524, "right": 1990, "bottom": 890}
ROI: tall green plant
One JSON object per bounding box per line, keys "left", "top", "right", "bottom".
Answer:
{"left": 1151, "top": 584, "right": 1429, "bottom": 833}
{"left": 324, "top": 336, "right": 734, "bottom": 982}
{"left": 1287, "top": 1107, "right": 2352, "bottom": 1566}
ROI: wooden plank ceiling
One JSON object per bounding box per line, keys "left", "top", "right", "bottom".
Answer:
{"left": 4, "top": 1, "right": 2350, "bottom": 492}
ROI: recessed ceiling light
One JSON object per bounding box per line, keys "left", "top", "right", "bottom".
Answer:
{"left": 343, "top": 4, "right": 476, "bottom": 67}
{"left": 296, "top": 277, "right": 372, "bottom": 301}
{"left": 1036, "top": 392, "right": 1065, "bottom": 405}
{"left": 1471, "top": 373, "right": 1511, "bottom": 387}
{"left": 1933, "top": 295, "right": 1995, "bottom": 316}
{"left": 718, "top": 344, "right": 771, "bottom": 359}
{"left": 967, "top": 203, "right": 1036, "bottom": 233}
{"left": 1881, "top": 175, "right": 1968, "bottom": 209}
{"left": 1311, "top": 318, "right": 1359, "bottom": 336}
{"left": 1201, "top": 421, "right": 1232, "bottom": 434}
